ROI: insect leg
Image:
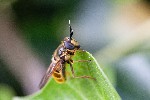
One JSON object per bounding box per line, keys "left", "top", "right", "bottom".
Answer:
{"left": 70, "top": 59, "right": 91, "bottom": 64}
{"left": 73, "top": 60, "right": 91, "bottom": 63}
{"left": 69, "top": 62, "right": 96, "bottom": 80}
{"left": 77, "top": 49, "right": 86, "bottom": 52}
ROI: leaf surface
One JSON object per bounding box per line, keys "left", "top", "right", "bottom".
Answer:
{"left": 14, "top": 51, "right": 121, "bottom": 100}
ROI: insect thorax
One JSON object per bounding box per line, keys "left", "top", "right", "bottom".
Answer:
{"left": 52, "top": 37, "right": 80, "bottom": 62}
{"left": 57, "top": 45, "right": 72, "bottom": 61}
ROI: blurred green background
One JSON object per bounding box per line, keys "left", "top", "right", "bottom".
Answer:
{"left": 0, "top": 0, "right": 150, "bottom": 100}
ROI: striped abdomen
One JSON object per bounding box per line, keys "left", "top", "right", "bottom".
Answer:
{"left": 52, "top": 67, "right": 66, "bottom": 83}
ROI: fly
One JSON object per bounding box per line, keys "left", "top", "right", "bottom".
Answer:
{"left": 39, "top": 20, "right": 94, "bottom": 89}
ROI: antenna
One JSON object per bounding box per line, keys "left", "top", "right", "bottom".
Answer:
{"left": 69, "top": 20, "right": 73, "bottom": 40}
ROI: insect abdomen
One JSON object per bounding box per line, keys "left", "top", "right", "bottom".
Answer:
{"left": 52, "top": 71, "right": 65, "bottom": 83}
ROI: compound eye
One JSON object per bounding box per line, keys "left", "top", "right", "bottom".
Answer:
{"left": 64, "top": 41, "right": 74, "bottom": 50}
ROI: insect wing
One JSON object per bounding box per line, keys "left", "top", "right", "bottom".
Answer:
{"left": 39, "top": 61, "right": 62, "bottom": 89}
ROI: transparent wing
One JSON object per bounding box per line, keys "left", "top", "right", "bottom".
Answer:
{"left": 39, "top": 61, "right": 62, "bottom": 89}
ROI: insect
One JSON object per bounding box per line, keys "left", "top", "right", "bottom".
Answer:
{"left": 39, "top": 20, "right": 94, "bottom": 89}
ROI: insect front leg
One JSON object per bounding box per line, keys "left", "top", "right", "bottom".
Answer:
{"left": 68, "top": 61, "right": 95, "bottom": 80}
{"left": 76, "top": 49, "right": 86, "bottom": 52}
{"left": 73, "top": 50, "right": 92, "bottom": 62}
{"left": 70, "top": 59, "right": 91, "bottom": 64}
{"left": 73, "top": 60, "right": 91, "bottom": 63}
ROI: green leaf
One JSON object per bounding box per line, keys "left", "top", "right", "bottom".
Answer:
{"left": 0, "top": 84, "right": 16, "bottom": 100}
{"left": 13, "top": 51, "right": 121, "bottom": 100}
